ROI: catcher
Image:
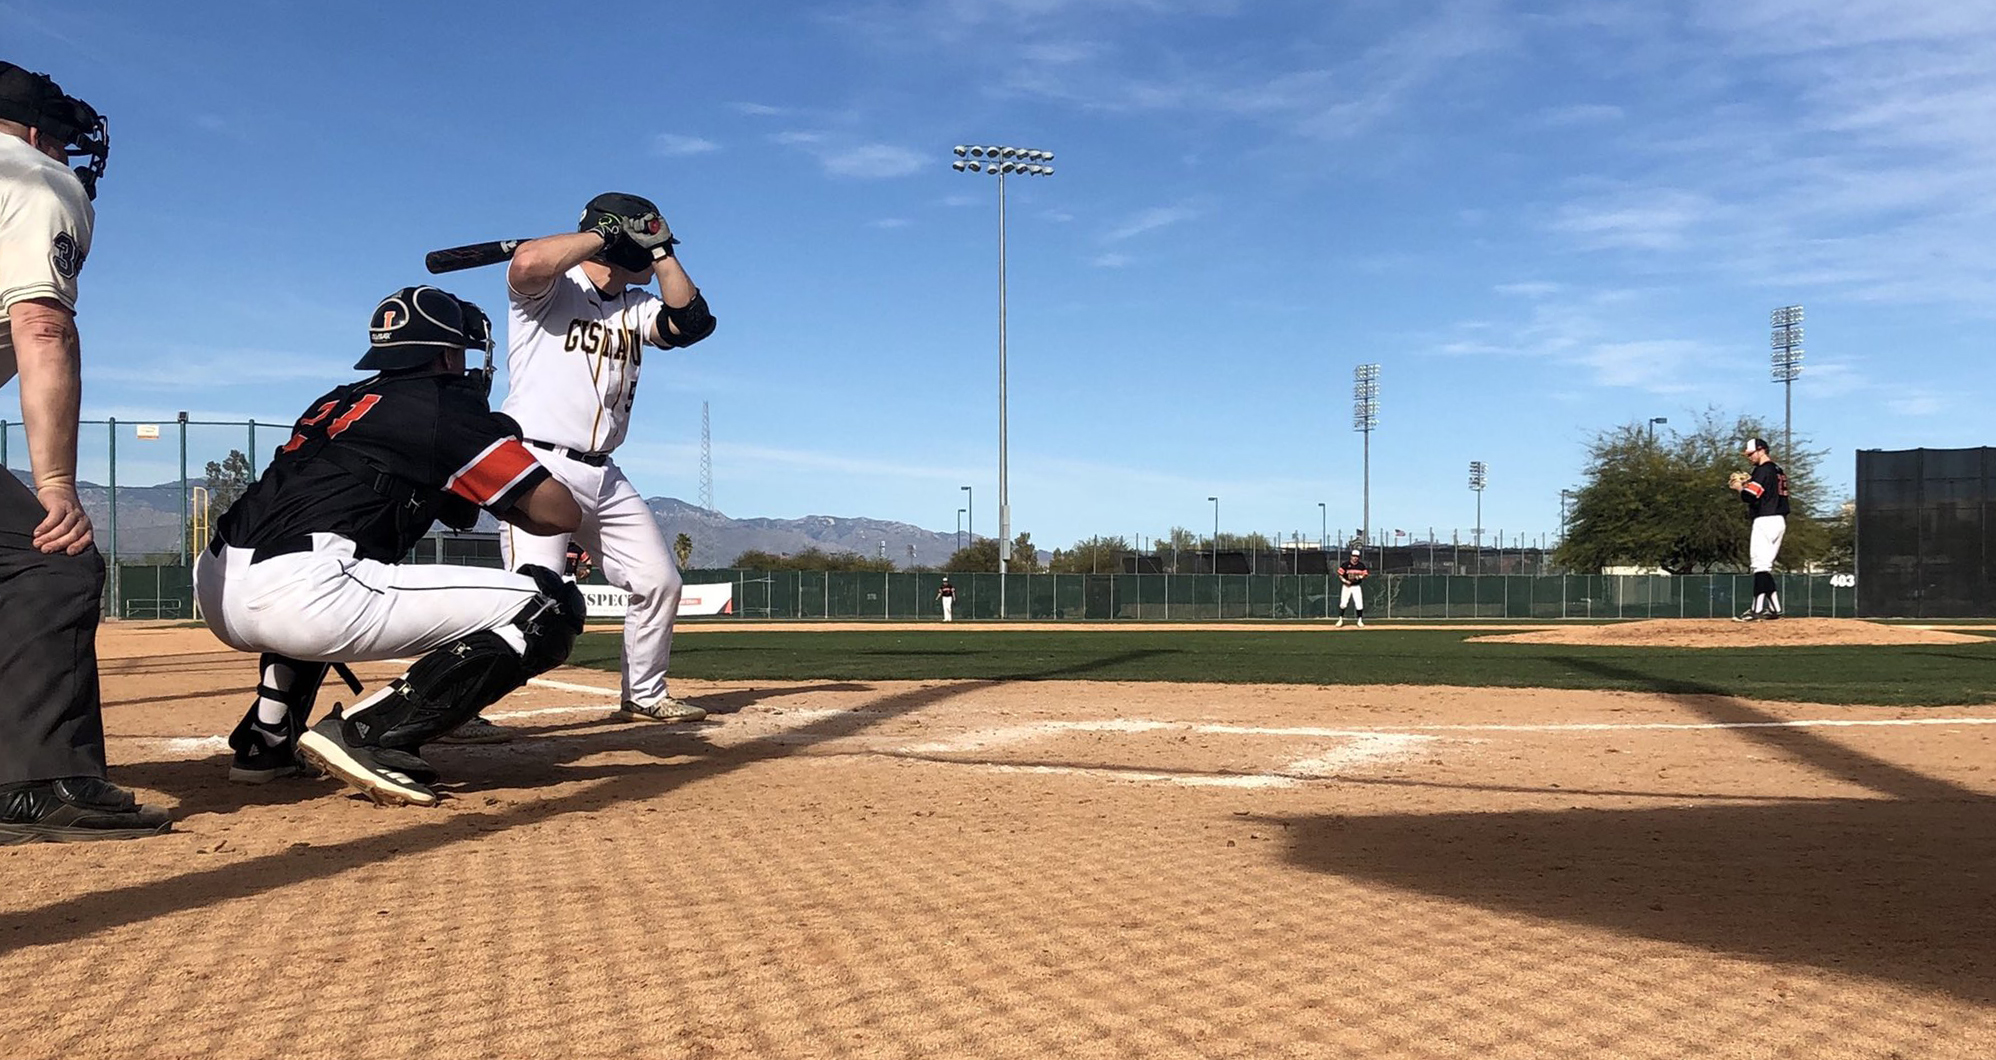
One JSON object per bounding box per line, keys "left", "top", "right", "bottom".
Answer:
{"left": 1335, "top": 547, "right": 1369, "bottom": 627}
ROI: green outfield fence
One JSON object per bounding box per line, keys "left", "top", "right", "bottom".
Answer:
{"left": 118, "top": 565, "right": 1855, "bottom": 623}
{"left": 698, "top": 570, "right": 1855, "bottom": 622}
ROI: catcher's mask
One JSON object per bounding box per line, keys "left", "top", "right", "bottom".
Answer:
{"left": 357, "top": 285, "right": 496, "bottom": 393}
{"left": 0, "top": 62, "right": 110, "bottom": 200}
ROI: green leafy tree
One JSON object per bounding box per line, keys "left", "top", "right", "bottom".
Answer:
{"left": 729, "top": 546, "right": 893, "bottom": 572}
{"left": 189, "top": 448, "right": 253, "bottom": 554}
{"left": 1821, "top": 500, "right": 1855, "bottom": 574}
{"left": 1008, "top": 532, "right": 1041, "bottom": 573}
{"left": 1049, "top": 535, "right": 1131, "bottom": 574}
{"left": 1556, "top": 410, "right": 1828, "bottom": 574}
{"left": 944, "top": 537, "right": 1000, "bottom": 572}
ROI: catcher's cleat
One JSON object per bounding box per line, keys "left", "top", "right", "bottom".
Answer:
{"left": 296, "top": 709, "right": 439, "bottom": 807}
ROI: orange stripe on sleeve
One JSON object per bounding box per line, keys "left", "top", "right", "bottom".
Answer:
{"left": 447, "top": 439, "right": 542, "bottom": 507}
{"left": 1744, "top": 481, "right": 1765, "bottom": 498}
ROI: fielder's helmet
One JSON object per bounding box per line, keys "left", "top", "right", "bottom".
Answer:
{"left": 0, "top": 62, "right": 110, "bottom": 199}
{"left": 356, "top": 286, "right": 493, "bottom": 372}
{"left": 580, "top": 191, "right": 675, "bottom": 273}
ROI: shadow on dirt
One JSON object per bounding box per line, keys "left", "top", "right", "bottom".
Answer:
{"left": 1, "top": 651, "right": 1167, "bottom": 952}
{"left": 1260, "top": 656, "right": 1996, "bottom": 1001}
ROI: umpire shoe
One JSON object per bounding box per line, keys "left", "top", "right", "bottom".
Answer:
{"left": 296, "top": 709, "right": 439, "bottom": 807}
{"left": 617, "top": 696, "right": 708, "bottom": 723}
{"left": 0, "top": 777, "right": 172, "bottom": 844}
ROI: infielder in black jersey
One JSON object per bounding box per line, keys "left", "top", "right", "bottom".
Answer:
{"left": 1732, "top": 437, "right": 1790, "bottom": 622}
{"left": 194, "top": 286, "right": 585, "bottom": 806}
{"left": 1335, "top": 548, "right": 1369, "bottom": 627}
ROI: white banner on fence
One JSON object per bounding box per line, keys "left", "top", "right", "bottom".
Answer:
{"left": 581, "top": 582, "right": 733, "bottom": 619}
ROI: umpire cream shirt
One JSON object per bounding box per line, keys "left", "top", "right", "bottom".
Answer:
{"left": 0, "top": 136, "right": 94, "bottom": 387}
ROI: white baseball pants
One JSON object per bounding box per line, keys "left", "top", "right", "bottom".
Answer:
{"left": 1339, "top": 584, "right": 1365, "bottom": 612}
{"left": 195, "top": 533, "right": 541, "bottom": 662}
{"left": 941, "top": 596, "right": 954, "bottom": 621}
{"left": 1750, "top": 515, "right": 1787, "bottom": 573}
{"left": 502, "top": 453, "right": 681, "bottom": 704}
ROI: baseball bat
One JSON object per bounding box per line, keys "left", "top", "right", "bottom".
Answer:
{"left": 424, "top": 238, "right": 527, "bottom": 274}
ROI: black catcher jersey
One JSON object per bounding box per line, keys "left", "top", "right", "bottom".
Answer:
{"left": 217, "top": 373, "right": 550, "bottom": 562}
{"left": 1740, "top": 462, "right": 1791, "bottom": 519}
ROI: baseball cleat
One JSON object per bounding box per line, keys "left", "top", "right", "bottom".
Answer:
{"left": 226, "top": 708, "right": 320, "bottom": 784}
{"left": 434, "top": 714, "right": 517, "bottom": 744}
{"left": 616, "top": 696, "right": 708, "bottom": 723}
{"left": 1335, "top": 619, "right": 1345, "bottom": 628}
{"left": 1733, "top": 610, "right": 1760, "bottom": 623}
{"left": 296, "top": 710, "right": 439, "bottom": 807}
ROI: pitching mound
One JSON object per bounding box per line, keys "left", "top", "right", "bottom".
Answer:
{"left": 1468, "top": 618, "right": 1985, "bottom": 648}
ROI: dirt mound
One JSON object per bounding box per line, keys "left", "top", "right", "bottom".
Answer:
{"left": 1468, "top": 618, "right": 1984, "bottom": 648}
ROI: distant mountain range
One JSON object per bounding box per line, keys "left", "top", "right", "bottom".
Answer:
{"left": 20, "top": 470, "right": 968, "bottom": 568}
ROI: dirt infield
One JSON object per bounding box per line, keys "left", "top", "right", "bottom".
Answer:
{"left": 3, "top": 625, "right": 1993, "bottom": 1058}
{"left": 1470, "top": 617, "right": 1984, "bottom": 648}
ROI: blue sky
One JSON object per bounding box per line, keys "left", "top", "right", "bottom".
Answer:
{"left": 6, "top": 0, "right": 1994, "bottom": 550}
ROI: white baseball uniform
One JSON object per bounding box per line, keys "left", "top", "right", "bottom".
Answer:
{"left": 499, "top": 265, "right": 682, "bottom": 705}
{"left": 0, "top": 135, "right": 93, "bottom": 384}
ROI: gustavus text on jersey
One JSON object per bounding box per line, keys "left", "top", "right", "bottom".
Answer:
{"left": 561, "top": 318, "right": 643, "bottom": 362}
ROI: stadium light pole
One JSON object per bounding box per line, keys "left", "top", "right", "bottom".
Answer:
{"left": 1353, "top": 364, "right": 1380, "bottom": 545}
{"left": 1771, "top": 305, "right": 1804, "bottom": 457}
{"left": 951, "top": 144, "right": 1055, "bottom": 618}
{"left": 1469, "top": 461, "right": 1488, "bottom": 548}
{"left": 1208, "top": 496, "right": 1220, "bottom": 570}
{"left": 960, "top": 485, "right": 973, "bottom": 551}
{"left": 956, "top": 508, "right": 965, "bottom": 553}
{"left": 1559, "top": 489, "right": 1573, "bottom": 543}
{"left": 1317, "top": 502, "right": 1326, "bottom": 552}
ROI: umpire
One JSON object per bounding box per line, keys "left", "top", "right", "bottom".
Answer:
{"left": 0, "top": 62, "right": 168, "bottom": 841}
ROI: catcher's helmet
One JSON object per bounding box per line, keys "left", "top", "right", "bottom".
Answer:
{"left": 580, "top": 191, "right": 675, "bottom": 273}
{"left": 0, "top": 62, "right": 110, "bottom": 200}
{"left": 356, "top": 286, "right": 493, "bottom": 374}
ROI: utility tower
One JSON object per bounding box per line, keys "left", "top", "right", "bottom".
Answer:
{"left": 699, "top": 401, "right": 714, "bottom": 511}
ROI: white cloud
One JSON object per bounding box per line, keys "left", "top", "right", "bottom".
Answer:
{"left": 1090, "top": 252, "right": 1131, "bottom": 268}
{"left": 652, "top": 133, "right": 720, "bottom": 157}
{"left": 731, "top": 101, "right": 788, "bottom": 116}
{"left": 774, "top": 132, "right": 926, "bottom": 178}
{"left": 1103, "top": 205, "right": 1197, "bottom": 242}
{"left": 1539, "top": 103, "right": 1625, "bottom": 126}
{"left": 1494, "top": 282, "right": 1562, "bottom": 298}
{"left": 868, "top": 217, "right": 913, "bottom": 229}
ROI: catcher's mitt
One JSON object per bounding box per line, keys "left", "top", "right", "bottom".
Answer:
{"left": 1727, "top": 470, "right": 1750, "bottom": 491}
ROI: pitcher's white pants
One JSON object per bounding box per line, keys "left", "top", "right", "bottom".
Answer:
{"left": 1339, "top": 584, "right": 1365, "bottom": 612}
{"left": 502, "top": 453, "right": 681, "bottom": 704}
{"left": 941, "top": 596, "right": 954, "bottom": 621}
{"left": 1750, "top": 515, "right": 1787, "bottom": 574}
{"left": 195, "top": 534, "right": 540, "bottom": 662}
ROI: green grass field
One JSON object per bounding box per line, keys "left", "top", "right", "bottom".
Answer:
{"left": 567, "top": 628, "right": 1996, "bottom": 707}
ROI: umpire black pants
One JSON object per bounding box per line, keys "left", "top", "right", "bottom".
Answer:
{"left": 0, "top": 471, "right": 107, "bottom": 785}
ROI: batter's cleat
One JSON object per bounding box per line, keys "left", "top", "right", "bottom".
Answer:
{"left": 616, "top": 696, "right": 708, "bottom": 723}
{"left": 434, "top": 715, "right": 517, "bottom": 745}
{"left": 1733, "top": 610, "right": 1760, "bottom": 622}
{"left": 296, "top": 710, "right": 439, "bottom": 807}
{"left": 0, "top": 777, "right": 171, "bottom": 844}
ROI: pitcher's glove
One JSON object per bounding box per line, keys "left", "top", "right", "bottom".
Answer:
{"left": 1727, "top": 470, "right": 1750, "bottom": 491}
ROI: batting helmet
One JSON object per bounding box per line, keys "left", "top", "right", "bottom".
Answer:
{"left": 356, "top": 286, "right": 493, "bottom": 373}
{"left": 0, "top": 62, "right": 109, "bottom": 200}
{"left": 580, "top": 191, "right": 674, "bottom": 273}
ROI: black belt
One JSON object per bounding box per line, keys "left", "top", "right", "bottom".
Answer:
{"left": 209, "top": 534, "right": 315, "bottom": 564}
{"left": 526, "top": 439, "right": 610, "bottom": 467}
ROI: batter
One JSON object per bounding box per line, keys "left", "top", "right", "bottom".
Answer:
{"left": 497, "top": 192, "right": 718, "bottom": 723}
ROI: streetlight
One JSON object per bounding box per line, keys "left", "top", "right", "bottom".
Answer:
{"left": 1353, "top": 364, "right": 1380, "bottom": 544}
{"left": 1468, "top": 460, "right": 1488, "bottom": 548}
{"left": 956, "top": 507, "right": 966, "bottom": 553}
{"left": 1317, "top": 501, "right": 1326, "bottom": 554}
{"left": 1559, "top": 489, "right": 1573, "bottom": 543}
{"left": 1770, "top": 305, "right": 1804, "bottom": 457}
{"left": 960, "top": 485, "right": 973, "bottom": 552}
{"left": 951, "top": 144, "right": 1056, "bottom": 619}
{"left": 1648, "top": 416, "right": 1668, "bottom": 442}
{"left": 1209, "top": 496, "right": 1220, "bottom": 572}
